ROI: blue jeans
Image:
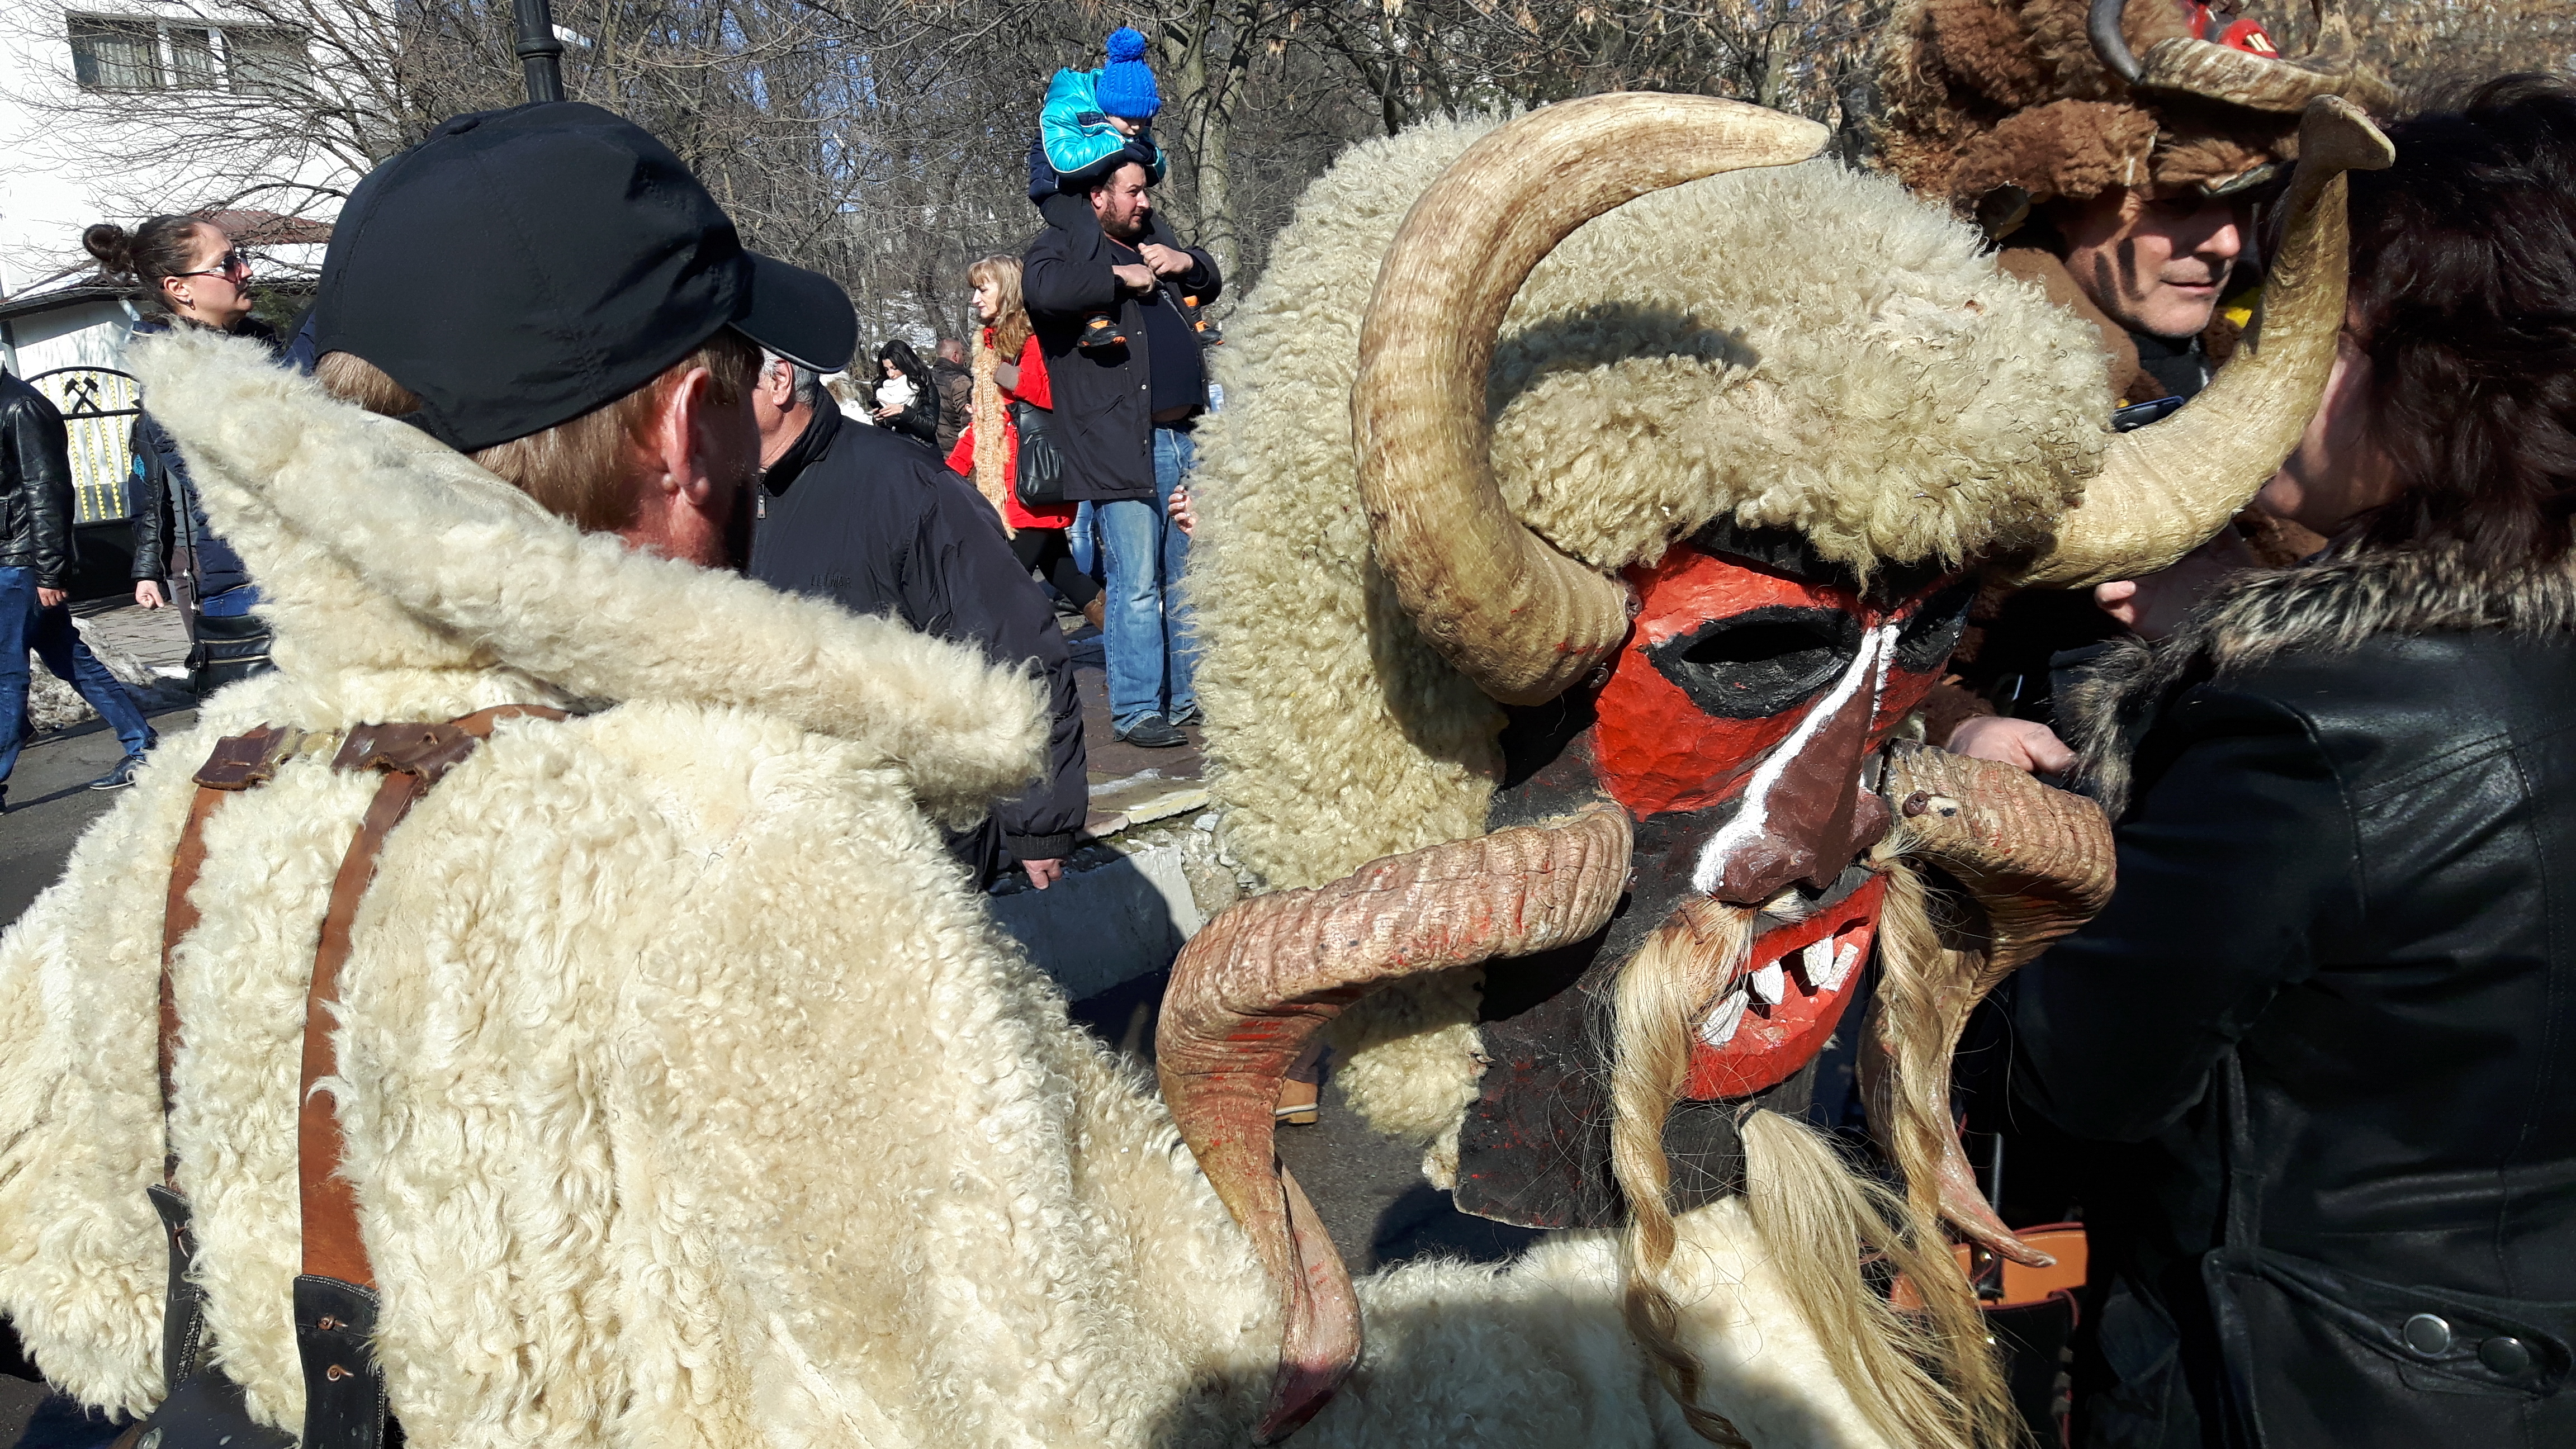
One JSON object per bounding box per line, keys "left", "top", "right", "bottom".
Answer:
{"left": 1096, "top": 427, "right": 1199, "bottom": 731}
{"left": 1, "top": 565, "right": 154, "bottom": 785}
{"left": 198, "top": 583, "right": 260, "bottom": 618}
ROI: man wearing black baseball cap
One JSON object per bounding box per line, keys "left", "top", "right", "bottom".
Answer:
{"left": 302, "top": 101, "right": 855, "bottom": 568}
{"left": 0, "top": 102, "right": 1078, "bottom": 1447}
{"left": 320, "top": 101, "right": 853, "bottom": 455}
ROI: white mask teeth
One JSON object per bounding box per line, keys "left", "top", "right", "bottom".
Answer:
{"left": 1699, "top": 988, "right": 1748, "bottom": 1049}
{"left": 1802, "top": 938, "right": 1861, "bottom": 994}
{"left": 1749, "top": 960, "right": 1785, "bottom": 1006}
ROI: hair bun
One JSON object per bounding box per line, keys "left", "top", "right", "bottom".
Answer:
{"left": 1106, "top": 27, "right": 1147, "bottom": 62}
{"left": 82, "top": 222, "right": 135, "bottom": 276}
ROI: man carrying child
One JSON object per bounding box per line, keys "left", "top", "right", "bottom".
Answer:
{"left": 1021, "top": 29, "right": 1220, "bottom": 750}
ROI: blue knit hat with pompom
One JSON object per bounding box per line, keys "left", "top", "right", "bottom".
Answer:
{"left": 1095, "top": 28, "right": 1161, "bottom": 120}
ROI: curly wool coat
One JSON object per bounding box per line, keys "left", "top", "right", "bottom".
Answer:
{"left": 0, "top": 328, "right": 1898, "bottom": 1449}
{"left": 1186, "top": 118, "right": 2110, "bottom": 1151}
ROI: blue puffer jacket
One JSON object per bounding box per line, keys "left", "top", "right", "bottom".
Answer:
{"left": 1032, "top": 65, "right": 1165, "bottom": 197}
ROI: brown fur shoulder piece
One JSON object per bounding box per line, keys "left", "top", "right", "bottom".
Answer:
{"left": 2063, "top": 544, "right": 2576, "bottom": 815}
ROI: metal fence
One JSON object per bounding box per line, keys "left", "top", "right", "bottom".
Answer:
{"left": 28, "top": 367, "right": 141, "bottom": 524}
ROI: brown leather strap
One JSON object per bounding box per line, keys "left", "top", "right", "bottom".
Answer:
{"left": 299, "top": 705, "right": 567, "bottom": 1288}
{"left": 160, "top": 724, "right": 311, "bottom": 1188}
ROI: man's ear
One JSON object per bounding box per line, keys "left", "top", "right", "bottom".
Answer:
{"left": 648, "top": 366, "right": 721, "bottom": 506}
{"left": 621, "top": 364, "right": 754, "bottom": 568}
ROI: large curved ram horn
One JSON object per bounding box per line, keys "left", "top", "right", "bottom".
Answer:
{"left": 1158, "top": 805, "right": 1632, "bottom": 1442}
{"left": 2011, "top": 96, "right": 2393, "bottom": 588}
{"left": 1352, "top": 93, "right": 1826, "bottom": 705}
{"left": 2094, "top": 0, "right": 2376, "bottom": 113}
{"left": 1863, "top": 745, "right": 2114, "bottom": 1267}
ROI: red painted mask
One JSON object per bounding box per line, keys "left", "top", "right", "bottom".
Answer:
{"left": 1460, "top": 525, "right": 1972, "bottom": 1228}
{"left": 1600, "top": 541, "right": 1966, "bottom": 1098}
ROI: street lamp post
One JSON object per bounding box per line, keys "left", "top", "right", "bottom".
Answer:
{"left": 512, "top": 0, "right": 567, "bottom": 103}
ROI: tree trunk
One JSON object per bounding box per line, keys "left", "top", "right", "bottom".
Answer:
{"left": 1155, "top": 0, "right": 1253, "bottom": 285}
{"left": 1758, "top": 20, "right": 1796, "bottom": 111}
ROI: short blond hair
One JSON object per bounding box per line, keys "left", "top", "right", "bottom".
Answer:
{"left": 314, "top": 331, "right": 760, "bottom": 533}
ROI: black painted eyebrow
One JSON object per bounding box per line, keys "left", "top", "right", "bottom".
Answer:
{"left": 1691, "top": 518, "right": 1856, "bottom": 590}
{"left": 1688, "top": 518, "right": 1950, "bottom": 606}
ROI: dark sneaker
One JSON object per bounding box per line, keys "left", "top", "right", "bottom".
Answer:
{"left": 87, "top": 754, "right": 146, "bottom": 790}
{"left": 1115, "top": 714, "right": 1187, "bottom": 749}
{"left": 1168, "top": 703, "right": 1204, "bottom": 727}
{"left": 1077, "top": 314, "right": 1128, "bottom": 353}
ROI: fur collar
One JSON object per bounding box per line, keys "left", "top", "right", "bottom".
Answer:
{"left": 127, "top": 327, "right": 1046, "bottom": 825}
{"left": 2065, "top": 542, "right": 2576, "bottom": 817}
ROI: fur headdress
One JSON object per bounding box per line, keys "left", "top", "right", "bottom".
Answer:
{"left": 1878, "top": 0, "right": 2393, "bottom": 212}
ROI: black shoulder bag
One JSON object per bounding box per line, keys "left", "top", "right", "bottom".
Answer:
{"left": 1011, "top": 401, "right": 1067, "bottom": 508}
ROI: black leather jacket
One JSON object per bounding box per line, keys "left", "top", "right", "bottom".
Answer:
{"left": 2018, "top": 552, "right": 2576, "bottom": 1448}
{"left": 0, "top": 371, "right": 75, "bottom": 589}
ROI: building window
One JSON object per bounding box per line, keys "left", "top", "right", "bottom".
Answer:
{"left": 67, "top": 17, "right": 161, "bottom": 91}
{"left": 66, "top": 17, "right": 309, "bottom": 96}
{"left": 224, "top": 26, "right": 310, "bottom": 96}
{"left": 169, "top": 26, "right": 220, "bottom": 89}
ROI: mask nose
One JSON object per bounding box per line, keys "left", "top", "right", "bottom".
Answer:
{"left": 1691, "top": 624, "right": 1896, "bottom": 905}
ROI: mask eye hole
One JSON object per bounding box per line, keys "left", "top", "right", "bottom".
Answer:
{"left": 1890, "top": 577, "right": 1978, "bottom": 675}
{"left": 1648, "top": 607, "right": 1861, "bottom": 719}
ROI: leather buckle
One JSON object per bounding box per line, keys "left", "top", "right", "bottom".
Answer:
{"left": 332, "top": 721, "right": 482, "bottom": 786}
{"left": 193, "top": 724, "right": 312, "bottom": 791}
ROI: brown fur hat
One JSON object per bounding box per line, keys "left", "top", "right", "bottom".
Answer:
{"left": 1879, "top": 0, "right": 2381, "bottom": 209}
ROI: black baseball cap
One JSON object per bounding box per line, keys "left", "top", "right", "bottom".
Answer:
{"left": 312, "top": 102, "right": 855, "bottom": 454}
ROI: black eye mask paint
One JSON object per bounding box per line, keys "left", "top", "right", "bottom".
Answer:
{"left": 1645, "top": 606, "right": 1863, "bottom": 720}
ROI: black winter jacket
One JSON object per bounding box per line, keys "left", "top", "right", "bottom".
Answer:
{"left": 130, "top": 317, "right": 282, "bottom": 598}
{"left": 0, "top": 372, "right": 75, "bottom": 589}
{"left": 2017, "top": 547, "right": 2576, "bottom": 1449}
{"left": 1021, "top": 211, "right": 1218, "bottom": 503}
{"left": 748, "top": 403, "right": 1087, "bottom": 875}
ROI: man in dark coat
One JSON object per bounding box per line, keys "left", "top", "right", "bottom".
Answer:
{"left": 747, "top": 354, "right": 1086, "bottom": 888}
{"left": 1022, "top": 159, "right": 1219, "bottom": 750}
{"left": 0, "top": 370, "right": 155, "bottom": 809}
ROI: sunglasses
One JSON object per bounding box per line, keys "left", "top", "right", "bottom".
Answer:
{"left": 173, "top": 248, "right": 252, "bottom": 281}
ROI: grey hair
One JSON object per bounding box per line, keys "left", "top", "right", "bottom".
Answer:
{"left": 761, "top": 351, "right": 825, "bottom": 410}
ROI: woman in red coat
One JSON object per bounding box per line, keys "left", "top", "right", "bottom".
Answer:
{"left": 951, "top": 254, "right": 1104, "bottom": 628}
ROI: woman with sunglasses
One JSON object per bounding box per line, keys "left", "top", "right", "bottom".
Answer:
{"left": 84, "top": 216, "right": 285, "bottom": 708}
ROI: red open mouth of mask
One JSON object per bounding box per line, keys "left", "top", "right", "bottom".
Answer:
{"left": 1686, "top": 871, "right": 1887, "bottom": 1098}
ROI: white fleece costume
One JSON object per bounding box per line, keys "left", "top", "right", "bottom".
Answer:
{"left": 0, "top": 327, "right": 1892, "bottom": 1448}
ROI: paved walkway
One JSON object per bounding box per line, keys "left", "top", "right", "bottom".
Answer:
{"left": 1060, "top": 623, "right": 1211, "bottom": 840}
{"left": 74, "top": 597, "right": 193, "bottom": 677}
